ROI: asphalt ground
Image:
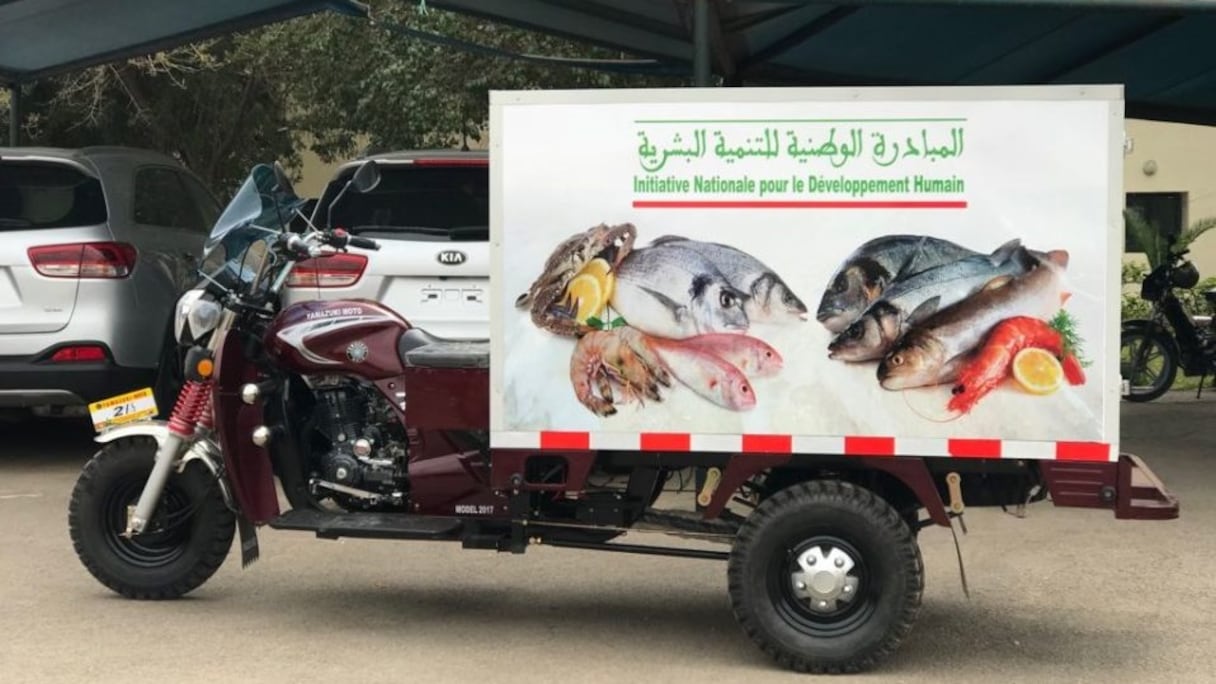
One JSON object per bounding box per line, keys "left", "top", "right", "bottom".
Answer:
{"left": 1, "top": 394, "right": 1213, "bottom": 683}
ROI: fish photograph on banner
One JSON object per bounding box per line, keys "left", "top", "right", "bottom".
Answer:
{"left": 490, "top": 86, "right": 1122, "bottom": 455}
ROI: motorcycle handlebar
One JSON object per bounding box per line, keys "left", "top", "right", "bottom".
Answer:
{"left": 348, "top": 235, "right": 380, "bottom": 251}
{"left": 280, "top": 230, "right": 380, "bottom": 261}
{"left": 329, "top": 228, "right": 381, "bottom": 251}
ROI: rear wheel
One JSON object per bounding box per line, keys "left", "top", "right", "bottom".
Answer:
{"left": 1120, "top": 327, "right": 1176, "bottom": 402}
{"left": 68, "top": 437, "right": 235, "bottom": 599}
{"left": 728, "top": 480, "right": 923, "bottom": 674}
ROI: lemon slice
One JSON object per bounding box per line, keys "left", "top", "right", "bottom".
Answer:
{"left": 581, "top": 257, "right": 615, "bottom": 303}
{"left": 581, "top": 257, "right": 612, "bottom": 280}
{"left": 1012, "top": 347, "right": 1063, "bottom": 395}
{"left": 563, "top": 258, "right": 615, "bottom": 323}
{"left": 566, "top": 273, "right": 605, "bottom": 323}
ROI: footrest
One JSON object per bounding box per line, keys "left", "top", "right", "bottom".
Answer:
{"left": 1117, "top": 453, "right": 1180, "bottom": 520}
{"left": 269, "top": 509, "right": 464, "bottom": 540}
{"left": 1039, "top": 452, "right": 1179, "bottom": 520}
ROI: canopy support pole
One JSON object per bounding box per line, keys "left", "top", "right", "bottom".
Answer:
{"left": 7, "top": 83, "right": 19, "bottom": 147}
{"left": 693, "top": 0, "right": 711, "bottom": 86}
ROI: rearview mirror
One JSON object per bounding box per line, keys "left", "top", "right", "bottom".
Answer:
{"left": 352, "top": 160, "right": 381, "bottom": 194}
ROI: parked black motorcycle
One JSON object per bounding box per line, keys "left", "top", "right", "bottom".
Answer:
{"left": 1120, "top": 240, "right": 1216, "bottom": 401}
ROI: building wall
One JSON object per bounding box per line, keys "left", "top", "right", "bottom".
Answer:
{"left": 1123, "top": 118, "right": 1216, "bottom": 280}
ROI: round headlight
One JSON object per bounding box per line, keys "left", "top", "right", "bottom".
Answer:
{"left": 187, "top": 298, "right": 222, "bottom": 340}
{"left": 174, "top": 290, "right": 206, "bottom": 344}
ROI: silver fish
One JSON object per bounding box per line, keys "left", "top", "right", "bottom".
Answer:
{"left": 649, "top": 235, "right": 808, "bottom": 323}
{"left": 828, "top": 239, "right": 1034, "bottom": 362}
{"left": 877, "top": 249, "right": 1070, "bottom": 391}
{"left": 610, "top": 243, "right": 750, "bottom": 339}
{"left": 817, "top": 234, "right": 980, "bottom": 333}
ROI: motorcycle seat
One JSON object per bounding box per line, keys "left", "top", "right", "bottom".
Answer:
{"left": 398, "top": 328, "right": 490, "bottom": 369}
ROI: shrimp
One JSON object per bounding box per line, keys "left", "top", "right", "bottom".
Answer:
{"left": 947, "top": 316, "right": 1062, "bottom": 414}
{"left": 569, "top": 327, "right": 671, "bottom": 416}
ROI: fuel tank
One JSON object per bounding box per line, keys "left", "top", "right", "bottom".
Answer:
{"left": 264, "top": 299, "right": 410, "bottom": 380}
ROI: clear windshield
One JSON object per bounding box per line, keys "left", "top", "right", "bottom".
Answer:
{"left": 200, "top": 164, "right": 306, "bottom": 291}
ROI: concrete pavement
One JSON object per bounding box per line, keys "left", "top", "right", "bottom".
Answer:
{"left": 0, "top": 395, "right": 1213, "bottom": 683}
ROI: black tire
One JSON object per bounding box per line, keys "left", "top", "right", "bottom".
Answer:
{"left": 68, "top": 437, "right": 235, "bottom": 599}
{"left": 1120, "top": 328, "right": 1177, "bottom": 402}
{"left": 728, "top": 480, "right": 923, "bottom": 674}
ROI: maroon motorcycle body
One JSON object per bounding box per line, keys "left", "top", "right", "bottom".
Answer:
{"left": 263, "top": 299, "right": 408, "bottom": 379}
{"left": 212, "top": 297, "right": 498, "bottom": 525}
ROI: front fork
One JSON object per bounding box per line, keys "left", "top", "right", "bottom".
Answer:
{"left": 124, "top": 379, "right": 215, "bottom": 536}
{"left": 124, "top": 310, "right": 234, "bottom": 537}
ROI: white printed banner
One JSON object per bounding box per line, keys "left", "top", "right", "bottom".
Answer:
{"left": 489, "top": 86, "right": 1123, "bottom": 460}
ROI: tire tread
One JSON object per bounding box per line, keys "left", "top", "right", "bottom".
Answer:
{"left": 67, "top": 438, "right": 235, "bottom": 600}
{"left": 727, "top": 479, "right": 923, "bottom": 674}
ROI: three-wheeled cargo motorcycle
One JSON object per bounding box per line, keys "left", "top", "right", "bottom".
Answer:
{"left": 67, "top": 160, "right": 1178, "bottom": 675}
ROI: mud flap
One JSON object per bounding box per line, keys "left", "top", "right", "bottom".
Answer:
{"left": 238, "top": 516, "right": 260, "bottom": 567}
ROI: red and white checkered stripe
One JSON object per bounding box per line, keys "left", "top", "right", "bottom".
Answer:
{"left": 491, "top": 431, "right": 1113, "bottom": 461}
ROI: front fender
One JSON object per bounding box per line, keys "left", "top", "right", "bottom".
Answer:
{"left": 93, "top": 419, "right": 235, "bottom": 511}
{"left": 95, "top": 420, "right": 170, "bottom": 446}
{"left": 1122, "top": 318, "right": 1180, "bottom": 353}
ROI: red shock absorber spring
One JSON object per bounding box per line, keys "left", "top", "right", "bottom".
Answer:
{"left": 195, "top": 390, "right": 215, "bottom": 432}
{"left": 168, "top": 380, "right": 212, "bottom": 438}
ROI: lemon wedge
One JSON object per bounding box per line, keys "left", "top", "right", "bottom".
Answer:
{"left": 1011, "top": 347, "right": 1063, "bottom": 396}
{"left": 566, "top": 274, "right": 603, "bottom": 322}
{"left": 563, "top": 258, "right": 615, "bottom": 323}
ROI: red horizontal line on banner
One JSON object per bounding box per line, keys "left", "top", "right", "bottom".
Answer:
{"left": 742, "top": 434, "right": 792, "bottom": 454}
{"left": 640, "top": 432, "right": 691, "bottom": 452}
{"left": 948, "top": 438, "right": 1002, "bottom": 458}
{"left": 1055, "top": 441, "right": 1111, "bottom": 461}
{"left": 845, "top": 436, "right": 896, "bottom": 456}
{"left": 632, "top": 200, "right": 968, "bottom": 209}
{"left": 517, "top": 433, "right": 1111, "bottom": 462}
{"left": 539, "top": 431, "right": 590, "bottom": 450}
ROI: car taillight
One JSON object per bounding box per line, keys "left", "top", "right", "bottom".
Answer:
{"left": 287, "top": 253, "right": 368, "bottom": 288}
{"left": 28, "top": 242, "right": 137, "bottom": 278}
{"left": 50, "top": 345, "right": 108, "bottom": 362}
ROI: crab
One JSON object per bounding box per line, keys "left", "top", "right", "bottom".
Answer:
{"left": 514, "top": 222, "right": 637, "bottom": 337}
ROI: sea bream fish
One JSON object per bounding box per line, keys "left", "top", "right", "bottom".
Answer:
{"left": 877, "top": 249, "right": 1071, "bottom": 391}
{"left": 817, "top": 234, "right": 981, "bottom": 333}
{"left": 648, "top": 235, "right": 809, "bottom": 323}
{"left": 610, "top": 243, "right": 750, "bottom": 339}
{"left": 828, "top": 239, "right": 1034, "bottom": 362}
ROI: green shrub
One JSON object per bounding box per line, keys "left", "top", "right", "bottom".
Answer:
{"left": 1122, "top": 261, "right": 1216, "bottom": 321}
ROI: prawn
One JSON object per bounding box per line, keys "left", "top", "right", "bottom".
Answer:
{"left": 569, "top": 328, "right": 671, "bottom": 416}
{"left": 948, "top": 316, "right": 1063, "bottom": 414}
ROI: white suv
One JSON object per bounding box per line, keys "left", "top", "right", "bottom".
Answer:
{"left": 0, "top": 145, "right": 219, "bottom": 415}
{"left": 285, "top": 150, "right": 488, "bottom": 340}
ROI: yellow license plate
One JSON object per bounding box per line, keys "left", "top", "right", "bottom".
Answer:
{"left": 89, "top": 387, "right": 158, "bottom": 432}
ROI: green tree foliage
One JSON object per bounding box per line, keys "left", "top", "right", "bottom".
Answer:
{"left": 11, "top": 1, "right": 675, "bottom": 196}
{"left": 18, "top": 44, "right": 299, "bottom": 196}
{"left": 1125, "top": 206, "right": 1216, "bottom": 270}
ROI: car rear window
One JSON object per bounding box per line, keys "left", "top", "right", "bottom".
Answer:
{"left": 325, "top": 164, "right": 488, "bottom": 242}
{"left": 0, "top": 161, "right": 108, "bottom": 230}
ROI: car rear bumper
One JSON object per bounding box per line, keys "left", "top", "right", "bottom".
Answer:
{"left": 0, "top": 347, "right": 156, "bottom": 407}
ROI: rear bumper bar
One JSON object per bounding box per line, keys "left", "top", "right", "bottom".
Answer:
{"left": 1039, "top": 453, "right": 1179, "bottom": 520}
{"left": 0, "top": 348, "right": 156, "bottom": 406}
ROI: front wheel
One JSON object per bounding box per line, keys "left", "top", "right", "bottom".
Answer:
{"left": 728, "top": 480, "right": 923, "bottom": 674}
{"left": 68, "top": 437, "right": 235, "bottom": 599}
{"left": 1120, "top": 327, "right": 1177, "bottom": 402}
